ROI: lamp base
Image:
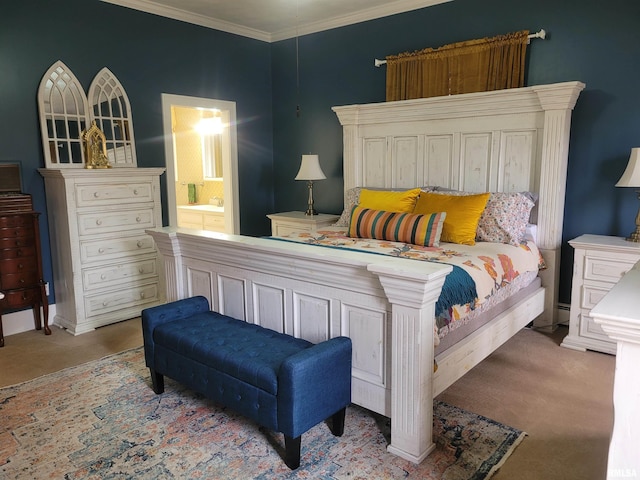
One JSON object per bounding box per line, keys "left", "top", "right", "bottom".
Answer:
{"left": 626, "top": 202, "right": 640, "bottom": 242}
{"left": 304, "top": 181, "right": 318, "bottom": 216}
{"left": 626, "top": 231, "right": 640, "bottom": 242}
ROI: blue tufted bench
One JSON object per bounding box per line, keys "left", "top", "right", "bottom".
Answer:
{"left": 141, "top": 296, "right": 352, "bottom": 469}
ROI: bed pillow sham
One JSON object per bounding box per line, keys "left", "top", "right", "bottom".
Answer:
{"left": 348, "top": 206, "right": 446, "bottom": 247}
{"left": 358, "top": 187, "right": 422, "bottom": 212}
{"left": 334, "top": 187, "right": 432, "bottom": 227}
{"left": 413, "top": 192, "right": 490, "bottom": 245}
{"left": 428, "top": 190, "right": 535, "bottom": 245}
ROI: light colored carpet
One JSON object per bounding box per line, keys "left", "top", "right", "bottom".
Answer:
{"left": 1, "top": 346, "right": 525, "bottom": 479}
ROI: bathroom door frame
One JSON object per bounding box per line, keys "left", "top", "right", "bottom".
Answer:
{"left": 161, "top": 93, "right": 240, "bottom": 233}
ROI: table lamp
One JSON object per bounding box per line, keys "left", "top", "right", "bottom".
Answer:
{"left": 295, "top": 154, "right": 326, "bottom": 216}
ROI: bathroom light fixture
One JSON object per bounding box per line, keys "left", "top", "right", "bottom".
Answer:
{"left": 195, "top": 110, "right": 223, "bottom": 135}
{"left": 615, "top": 147, "right": 640, "bottom": 242}
{"left": 295, "top": 154, "right": 326, "bottom": 215}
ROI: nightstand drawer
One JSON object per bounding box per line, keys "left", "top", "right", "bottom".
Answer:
{"left": 267, "top": 211, "right": 340, "bottom": 236}
{"left": 75, "top": 182, "right": 154, "bottom": 207}
{"left": 580, "top": 283, "right": 609, "bottom": 310}
{"left": 584, "top": 255, "right": 636, "bottom": 283}
{"left": 579, "top": 312, "right": 610, "bottom": 344}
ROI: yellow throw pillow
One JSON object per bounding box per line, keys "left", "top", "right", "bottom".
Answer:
{"left": 358, "top": 188, "right": 421, "bottom": 213}
{"left": 413, "top": 192, "right": 490, "bottom": 245}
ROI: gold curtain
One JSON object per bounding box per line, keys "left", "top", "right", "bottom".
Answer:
{"left": 385, "top": 30, "right": 529, "bottom": 101}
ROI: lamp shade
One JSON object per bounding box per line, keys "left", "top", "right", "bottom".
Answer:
{"left": 616, "top": 148, "right": 640, "bottom": 187}
{"left": 295, "top": 154, "right": 326, "bottom": 181}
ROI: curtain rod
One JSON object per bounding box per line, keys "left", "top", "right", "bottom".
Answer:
{"left": 374, "top": 29, "right": 546, "bottom": 67}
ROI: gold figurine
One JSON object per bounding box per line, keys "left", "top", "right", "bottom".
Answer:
{"left": 82, "top": 121, "right": 112, "bottom": 169}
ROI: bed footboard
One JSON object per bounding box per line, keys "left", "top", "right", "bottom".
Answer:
{"left": 148, "top": 227, "right": 451, "bottom": 463}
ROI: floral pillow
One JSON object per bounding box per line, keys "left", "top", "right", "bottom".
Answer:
{"left": 477, "top": 192, "right": 535, "bottom": 245}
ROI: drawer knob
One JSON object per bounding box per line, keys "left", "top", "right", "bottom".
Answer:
{"left": 103, "top": 301, "right": 108, "bottom": 306}
{"left": 96, "top": 219, "right": 102, "bottom": 226}
{"left": 140, "top": 292, "right": 145, "bottom": 299}
{"left": 137, "top": 240, "right": 143, "bottom": 248}
{"left": 94, "top": 192, "right": 100, "bottom": 198}
{"left": 20, "top": 279, "right": 25, "bottom": 284}
{"left": 136, "top": 216, "right": 141, "bottom": 223}
{"left": 98, "top": 248, "right": 105, "bottom": 254}
{"left": 101, "top": 274, "right": 107, "bottom": 280}
{"left": 138, "top": 267, "right": 144, "bottom": 273}
{"left": 133, "top": 189, "right": 139, "bottom": 195}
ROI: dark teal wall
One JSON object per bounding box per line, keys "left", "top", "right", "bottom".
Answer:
{"left": 3, "top": 0, "right": 640, "bottom": 308}
{"left": 271, "top": 0, "right": 640, "bottom": 305}
{"left": 1, "top": 1, "right": 273, "bottom": 303}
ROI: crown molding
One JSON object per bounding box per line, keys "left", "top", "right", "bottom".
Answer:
{"left": 270, "top": 0, "right": 451, "bottom": 42}
{"left": 101, "top": 0, "right": 272, "bottom": 42}
{"left": 101, "top": 0, "right": 451, "bottom": 43}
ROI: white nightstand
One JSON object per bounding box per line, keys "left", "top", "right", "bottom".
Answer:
{"left": 267, "top": 211, "right": 340, "bottom": 236}
{"left": 562, "top": 234, "right": 640, "bottom": 354}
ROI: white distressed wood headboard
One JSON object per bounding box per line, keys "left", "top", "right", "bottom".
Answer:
{"left": 332, "top": 81, "right": 585, "bottom": 330}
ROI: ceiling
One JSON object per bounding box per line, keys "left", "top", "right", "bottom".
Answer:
{"left": 101, "top": 0, "right": 451, "bottom": 42}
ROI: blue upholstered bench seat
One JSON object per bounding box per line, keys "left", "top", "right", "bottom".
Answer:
{"left": 153, "top": 311, "right": 313, "bottom": 395}
{"left": 142, "top": 296, "right": 352, "bottom": 470}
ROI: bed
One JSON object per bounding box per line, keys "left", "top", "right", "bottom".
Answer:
{"left": 147, "top": 80, "right": 585, "bottom": 463}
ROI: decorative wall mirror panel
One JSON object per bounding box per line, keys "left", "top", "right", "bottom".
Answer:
{"left": 37, "top": 61, "right": 137, "bottom": 168}
{"left": 88, "top": 68, "right": 137, "bottom": 167}
{"left": 37, "top": 61, "right": 88, "bottom": 168}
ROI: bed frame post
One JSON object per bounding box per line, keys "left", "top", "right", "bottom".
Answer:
{"left": 368, "top": 261, "right": 451, "bottom": 463}
{"left": 531, "top": 82, "right": 585, "bottom": 332}
{"left": 147, "top": 229, "right": 184, "bottom": 302}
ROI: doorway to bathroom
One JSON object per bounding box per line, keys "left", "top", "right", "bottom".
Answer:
{"left": 161, "top": 93, "right": 239, "bottom": 234}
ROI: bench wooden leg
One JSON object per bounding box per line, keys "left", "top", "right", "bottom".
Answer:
{"left": 330, "top": 407, "right": 346, "bottom": 437}
{"left": 150, "top": 369, "right": 164, "bottom": 394}
{"left": 284, "top": 435, "right": 301, "bottom": 470}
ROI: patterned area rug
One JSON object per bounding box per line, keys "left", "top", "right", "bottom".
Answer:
{"left": 0, "top": 347, "right": 525, "bottom": 479}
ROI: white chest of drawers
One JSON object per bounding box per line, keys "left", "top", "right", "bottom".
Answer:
{"left": 562, "top": 234, "right": 640, "bottom": 354}
{"left": 39, "top": 168, "right": 165, "bottom": 334}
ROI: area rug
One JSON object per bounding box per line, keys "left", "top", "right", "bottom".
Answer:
{"left": 0, "top": 347, "right": 525, "bottom": 479}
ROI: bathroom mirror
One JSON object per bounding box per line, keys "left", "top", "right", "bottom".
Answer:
{"left": 197, "top": 110, "right": 225, "bottom": 180}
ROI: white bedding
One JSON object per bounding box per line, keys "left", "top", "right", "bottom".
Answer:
{"left": 270, "top": 226, "right": 545, "bottom": 340}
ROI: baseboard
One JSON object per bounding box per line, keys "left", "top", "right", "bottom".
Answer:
{"left": 556, "top": 303, "right": 570, "bottom": 327}
{"left": 3, "top": 304, "right": 58, "bottom": 337}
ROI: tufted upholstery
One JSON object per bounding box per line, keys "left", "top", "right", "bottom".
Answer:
{"left": 141, "top": 296, "right": 352, "bottom": 469}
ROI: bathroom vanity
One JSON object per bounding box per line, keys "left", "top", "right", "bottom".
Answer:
{"left": 177, "top": 205, "right": 225, "bottom": 233}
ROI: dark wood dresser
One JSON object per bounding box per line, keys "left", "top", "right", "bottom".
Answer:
{"left": 0, "top": 193, "right": 49, "bottom": 346}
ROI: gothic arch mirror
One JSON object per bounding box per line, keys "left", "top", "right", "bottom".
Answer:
{"left": 87, "top": 68, "right": 137, "bottom": 167}
{"left": 37, "top": 62, "right": 137, "bottom": 168}
{"left": 37, "top": 60, "right": 89, "bottom": 168}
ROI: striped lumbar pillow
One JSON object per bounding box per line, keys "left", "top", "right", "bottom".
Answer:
{"left": 348, "top": 206, "right": 446, "bottom": 247}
